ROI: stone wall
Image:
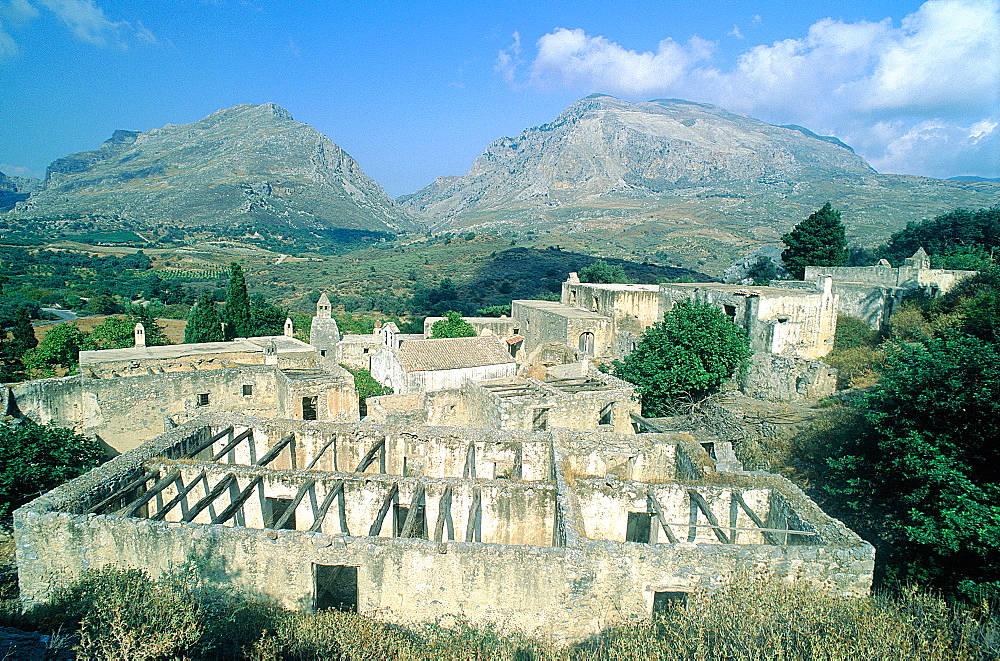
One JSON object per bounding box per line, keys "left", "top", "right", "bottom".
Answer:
{"left": 511, "top": 301, "right": 613, "bottom": 359}
{"left": 804, "top": 264, "right": 975, "bottom": 295}
{"left": 15, "top": 414, "right": 874, "bottom": 643}
{"left": 740, "top": 353, "right": 838, "bottom": 403}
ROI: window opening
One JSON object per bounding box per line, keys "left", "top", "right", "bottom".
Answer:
{"left": 242, "top": 384, "right": 253, "bottom": 396}
{"left": 320, "top": 350, "right": 327, "bottom": 357}
{"left": 652, "top": 591, "right": 688, "bottom": 615}
{"left": 314, "top": 564, "right": 358, "bottom": 612}
{"left": 578, "top": 331, "right": 595, "bottom": 355}
{"left": 393, "top": 503, "right": 427, "bottom": 538}
{"left": 196, "top": 393, "right": 209, "bottom": 406}
{"left": 625, "top": 511, "right": 652, "bottom": 543}
{"left": 532, "top": 408, "right": 549, "bottom": 432}
{"left": 722, "top": 304, "right": 737, "bottom": 319}
{"left": 302, "top": 396, "right": 318, "bottom": 421}
{"left": 599, "top": 402, "right": 615, "bottom": 426}
{"left": 264, "top": 497, "right": 295, "bottom": 530}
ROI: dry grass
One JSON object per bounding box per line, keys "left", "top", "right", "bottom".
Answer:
{"left": 7, "top": 566, "right": 997, "bottom": 660}
{"left": 34, "top": 316, "right": 187, "bottom": 344}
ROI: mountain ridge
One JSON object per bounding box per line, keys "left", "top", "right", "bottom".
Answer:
{"left": 396, "top": 95, "right": 999, "bottom": 269}
{"left": 9, "top": 103, "right": 416, "bottom": 238}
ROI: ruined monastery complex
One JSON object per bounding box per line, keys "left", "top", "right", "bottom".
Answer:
{"left": 8, "top": 249, "right": 971, "bottom": 640}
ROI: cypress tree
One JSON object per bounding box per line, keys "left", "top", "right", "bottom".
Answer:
{"left": 10, "top": 307, "right": 38, "bottom": 358}
{"left": 781, "top": 202, "right": 849, "bottom": 279}
{"left": 185, "top": 293, "right": 225, "bottom": 343}
{"left": 221, "top": 262, "right": 252, "bottom": 340}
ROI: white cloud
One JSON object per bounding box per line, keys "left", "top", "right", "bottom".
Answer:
{"left": 0, "top": 0, "right": 155, "bottom": 56}
{"left": 506, "top": 0, "right": 1000, "bottom": 177}
{"left": 496, "top": 31, "right": 522, "bottom": 84}
{"left": 728, "top": 25, "right": 743, "bottom": 39}
{"left": 528, "top": 27, "right": 713, "bottom": 96}
{"left": 37, "top": 0, "right": 128, "bottom": 46}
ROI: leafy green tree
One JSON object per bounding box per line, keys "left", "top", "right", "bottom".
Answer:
{"left": 184, "top": 293, "right": 225, "bottom": 343}
{"left": 610, "top": 301, "right": 750, "bottom": 416}
{"left": 84, "top": 293, "right": 123, "bottom": 315}
{"left": 476, "top": 305, "right": 510, "bottom": 317}
{"left": 824, "top": 335, "right": 1000, "bottom": 599}
{"left": 781, "top": 202, "right": 849, "bottom": 279}
{"left": 23, "top": 323, "right": 93, "bottom": 376}
{"left": 430, "top": 311, "right": 478, "bottom": 339}
{"left": 408, "top": 278, "right": 470, "bottom": 316}
{"left": 89, "top": 316, "right": 136, "bottom": 349}
{"left": 579, "top": 259, "right": 630, "bottom": 284}
{"left": 746, "top": 256, "right": 778, "bottom": 286}
{"left": 343, "top": 366, "right": 393, "bottom": 417}
{"left": 222, "top": 262, "right": 252, "bottom": 339}
{"left": 89, "top": 309, "right": 169, "bottom": 350}
{"left": 0, "top": 420, "right": 106, "bottom": 516}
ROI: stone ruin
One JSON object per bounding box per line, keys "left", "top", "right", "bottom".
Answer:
{"left": 15, "top": 413, "right": 874, "bottom": 642}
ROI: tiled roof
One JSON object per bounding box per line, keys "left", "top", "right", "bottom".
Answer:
{"left": 397, "top": 336, "right": 515, "bottom": 372}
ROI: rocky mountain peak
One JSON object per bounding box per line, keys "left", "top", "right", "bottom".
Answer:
{"left": 13, "top": 103, "right": 415, "bottom": 235}
{"left": 399, "top": 95, "right": 877, "bottom": 223}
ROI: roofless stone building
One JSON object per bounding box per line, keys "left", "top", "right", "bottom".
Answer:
{"left": 15, "top": 413, "right": 874, "bottom": 642}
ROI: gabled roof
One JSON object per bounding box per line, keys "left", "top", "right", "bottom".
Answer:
{"left": 396, "top": 336, "right": 514, "bottom": 372}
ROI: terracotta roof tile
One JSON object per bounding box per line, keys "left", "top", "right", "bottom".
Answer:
{"left": 397, "top": 336, "right": 514, "bottom": 372}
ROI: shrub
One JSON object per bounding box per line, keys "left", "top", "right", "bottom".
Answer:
{"left": 0, "top": 421, "right": 105, "bottom": 516}
{"left": 54, "top": 567, "right": 201, "bottom": 661}
{"left": 430, "top": 311, "right": 477, "bottom": 338}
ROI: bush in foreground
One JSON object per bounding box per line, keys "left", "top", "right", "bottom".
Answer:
{"left": 9, "top": 567, "right": 996, "bottom": 660}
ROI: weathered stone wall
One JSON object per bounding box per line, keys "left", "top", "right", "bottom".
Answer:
{"left": 423, "top": 317, "right": 520, "bottom": 338}
{"left": 3, "top": 376, "right": 82, "bottom": 427}
{"left": 335, "top": 337, "right": 382, "bottom": 371}
{"left": 658, "top": 282, "right": 837, "bottom": 361}
{"left": 309, "top": 317, "right": 341, "bottom": 358}
{"left": 87, "top": 367, "right": 280, "bottom": 451}
{"left": 740, "top": 354, "right": 837, "bottom": 403}
{"left": 511, "top": 301, "right": 613, "bottom": 359}
{"left": 804, "top": 264, "right": 975, "bottom": 295}
{"left": 14, "top": 414, "right": 874, "bottom": 643}
{"left": 562, "top": 282, "right": 662, "bottom": 357}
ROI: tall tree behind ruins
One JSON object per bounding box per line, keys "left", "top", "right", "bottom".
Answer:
{"left": 222, "top": 262, "right": 253, "bottom": 340}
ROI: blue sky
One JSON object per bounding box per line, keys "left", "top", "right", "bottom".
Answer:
{"left": 1, "top": 0, "right": 998, "bottom": 197}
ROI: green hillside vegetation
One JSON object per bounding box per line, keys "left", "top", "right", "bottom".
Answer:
{"left": 877, "top": 206, "right": 1000, "bottom": 268}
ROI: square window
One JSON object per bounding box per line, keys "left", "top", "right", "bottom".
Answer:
{"left": 625, "top": 511, "right": 652, "bottom": 543}
{"left": 242, "top": 384, "right": 253, "bottom": 396}
{"left": 196, "top": 393, "right": 209, "bottom": 406}
{"left": 314, "top": 564, "right": 358, "bottom": 612}
{"left": 264, "top": 497, "right": 295, "bottom": 530}
{"left": 653, "top": 591, "right": 688, "bottom": 615}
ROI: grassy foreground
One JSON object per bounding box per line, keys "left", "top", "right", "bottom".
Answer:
{"left": 3, "top": 566, "right": 998, "bottom": 660}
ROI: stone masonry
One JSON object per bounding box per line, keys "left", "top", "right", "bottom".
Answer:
{"left": 15, "top": 413, "right": 874, "bottom": 643}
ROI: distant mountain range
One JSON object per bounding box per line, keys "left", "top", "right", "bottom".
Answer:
{"left": 398, "top": 96, "right": 999, "bottom": 267}
{"left": 4, "top": 97, "right": 998, "bottom": 269}
{"left": 6, "top": 103, "right": 415, "bottom": 239}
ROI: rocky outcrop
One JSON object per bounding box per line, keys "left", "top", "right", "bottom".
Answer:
{"left": 0, "top": 171, "right": 42, "bottom": 212}
{"left": 11, "top": 103, "right": 416, "bottom": 234}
